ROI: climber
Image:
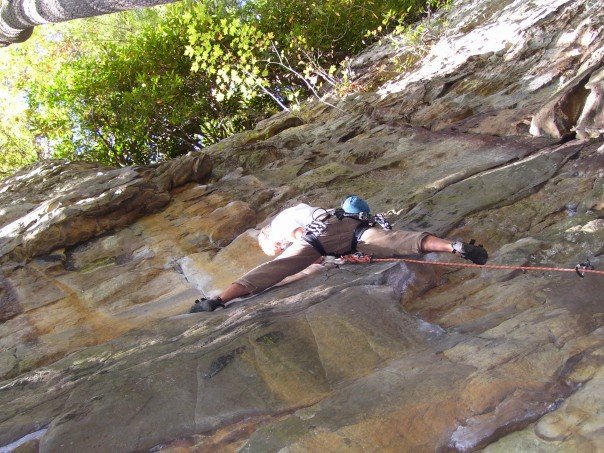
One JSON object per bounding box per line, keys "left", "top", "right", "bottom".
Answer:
{"left": 190, "top": 196, "right": 488, "bottom": 313}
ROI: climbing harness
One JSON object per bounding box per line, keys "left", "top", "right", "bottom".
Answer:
{"left": 302, "top": 207, "right": 392, "bottom": 257}
{"left": 303, "top": 195, "right": 394, "bottom": 256}
{"left": 335, "top": 253, "right": 604, "bottom": 279}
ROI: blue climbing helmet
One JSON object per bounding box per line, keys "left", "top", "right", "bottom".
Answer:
{"left": 342, "top": 195, "right": 370, "bottom": 214}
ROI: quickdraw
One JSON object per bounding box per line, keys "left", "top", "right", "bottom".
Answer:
{"left": 335, "top": 253, "right": 604, "bottom": 279}
{"left": 575, "top": 260, "right": 595, "bottom": 278}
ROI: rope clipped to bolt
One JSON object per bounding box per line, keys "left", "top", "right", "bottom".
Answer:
{"left": 336, "top": 254, "right": 602, "bottom": 278}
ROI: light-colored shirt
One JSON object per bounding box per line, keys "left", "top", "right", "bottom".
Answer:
{"left": 270, "top": 203, "right": 323, "bottom": 244}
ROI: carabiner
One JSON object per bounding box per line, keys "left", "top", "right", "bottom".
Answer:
{"left": 575, "top": 260, "right": 594, "bottom": 278}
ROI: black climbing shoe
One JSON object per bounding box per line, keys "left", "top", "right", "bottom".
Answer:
{"left": 451, "top": 239, "right": 488, "bottom": 265}
{"left": 189, "top": 297, "right": 225, "bottom": 313}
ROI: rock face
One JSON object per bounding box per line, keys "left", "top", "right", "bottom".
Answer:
{"left": 1, "top": 0, "right": 603, "bottom": 451}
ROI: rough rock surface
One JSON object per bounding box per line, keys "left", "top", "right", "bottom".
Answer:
{"left": 1, "top": 0, "right": 603, "bottom": 451}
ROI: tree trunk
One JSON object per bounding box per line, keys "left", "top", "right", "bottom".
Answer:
{"left": 0, "top": 0, "right": 181, "bottom": 46}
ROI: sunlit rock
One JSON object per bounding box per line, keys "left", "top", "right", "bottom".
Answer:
{"left": 1, "top": 0, "right": 603, "bottom": 451}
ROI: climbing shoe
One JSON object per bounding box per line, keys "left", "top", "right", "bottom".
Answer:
{"left": 189, "top": 297, "right": 225, "bottom": 313}
{"left": 451, "top": 239, "right": 488, "bottom": 265}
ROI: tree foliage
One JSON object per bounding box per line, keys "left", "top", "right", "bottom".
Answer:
{"left": 0, "top": 30, "right": 45, "bottom": 177}
{"left": 2, "top": 0, "right": 448, "bottom": 171}
{"left": 0, "top": 119, "right": 37, "bottom": 178}
{"left": 25, "top": 9, "right": 221, "bottom": 166}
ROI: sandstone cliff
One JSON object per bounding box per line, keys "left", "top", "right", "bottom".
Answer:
{"left": 1, "top": 0, "right": 603, "bottom": 451}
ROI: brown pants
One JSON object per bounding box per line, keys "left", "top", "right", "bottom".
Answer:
{"left": 235, "top": 217, "right": 429, "bottom": 294}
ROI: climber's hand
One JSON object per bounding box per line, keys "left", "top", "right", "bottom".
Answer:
{"left": 451, "top": 239, "right": 488, "bottom": 265}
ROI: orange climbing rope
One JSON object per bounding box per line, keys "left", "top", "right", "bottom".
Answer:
{"left": 337, "top": 254, "right": 604, "bottom": 278}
